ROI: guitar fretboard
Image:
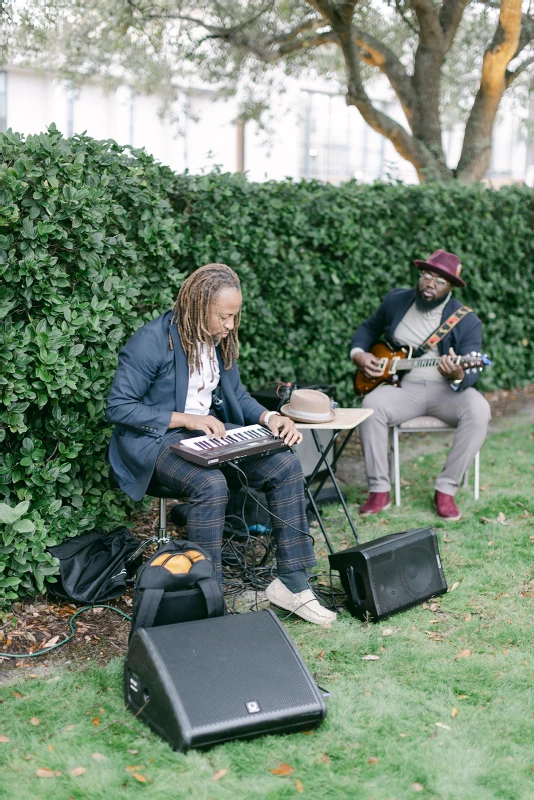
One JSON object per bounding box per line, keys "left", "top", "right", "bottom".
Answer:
{"left": 396, "top": 356, "right": 467, "bottom": 371}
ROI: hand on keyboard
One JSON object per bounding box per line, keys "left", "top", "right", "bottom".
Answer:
{"left": 268, "top": 414, "right": 303, "bottom": 447}
{"left": 182, "top": 413, "right": 226, "bottom": 439}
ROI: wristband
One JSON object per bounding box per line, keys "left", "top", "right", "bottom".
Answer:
{"left": 263, "top": 411, "right": 281, "bottom": 427}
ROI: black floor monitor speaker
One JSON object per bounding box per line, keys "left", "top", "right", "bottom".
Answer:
{"left": 124, "top": 610, "right": 327, "bottom": 751}
{"left": 328, "top": 527, "right": 448, "bottom": 621}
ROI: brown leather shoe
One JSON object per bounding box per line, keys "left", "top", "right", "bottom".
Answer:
{"left": 434, "top": 490, "right": 461, "bottom": 521}
{"left": 359, "top": 492, "right": 392, "bottom": 516}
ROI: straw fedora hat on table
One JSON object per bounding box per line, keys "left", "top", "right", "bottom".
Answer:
{"left": 280, "top": 389, "right": 336, "bottom": 423}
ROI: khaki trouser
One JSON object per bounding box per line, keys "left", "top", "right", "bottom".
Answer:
{"left": 359, "top": 381, "right": 491, "bottom": 496}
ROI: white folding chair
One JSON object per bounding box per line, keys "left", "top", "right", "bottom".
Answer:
{"left": 390, "top": 416, "right": 480, "bottom": 507}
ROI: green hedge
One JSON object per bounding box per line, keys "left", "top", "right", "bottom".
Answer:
{"left": 1, "top": 128, "right": 533, "bottom": 605}
{"left": 170, "top": 172, "right": 534, "bottom": 396}
{"left": 0, "top": 127, "right": 183, "bottom": 603}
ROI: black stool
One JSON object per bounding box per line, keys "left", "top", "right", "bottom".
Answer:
{"left": 108, "top": 468, "right": 177, "bottom": 546}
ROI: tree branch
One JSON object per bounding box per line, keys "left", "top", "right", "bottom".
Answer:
{"left": 439, "top": 0, "right": 471, "bottom": 51}
{"left": 505, "top": 53, "right": 534, "bottom": 85}
{"left": 309, "top": 0, "right": 445, "bottom": 179}
{"left": 353, "top": 28, "right": 417, "bottom": 124}
{"left": 457, "top": 0, "right": 523, "bottom": 181}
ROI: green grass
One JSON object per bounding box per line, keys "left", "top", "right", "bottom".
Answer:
{"left": 1, "top": 413, "right": 533, "bottom": 800}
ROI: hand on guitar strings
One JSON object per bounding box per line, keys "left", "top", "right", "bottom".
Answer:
{"left": 352, "top": 351, "right": 385, "bottom": 379}
{"left": 438, "top": 347, "right": 464, "bottom": 382}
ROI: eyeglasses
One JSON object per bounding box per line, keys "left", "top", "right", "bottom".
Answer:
{"left": 420, "top": 271, "right": 450, "bottom": 288}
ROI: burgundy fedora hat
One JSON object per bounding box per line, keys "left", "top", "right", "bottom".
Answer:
{"left": 414, "top": 249, "right": 466, "bottom": 288}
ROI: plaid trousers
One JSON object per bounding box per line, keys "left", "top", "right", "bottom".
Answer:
{"left": 154, "top": 426, "right": 317, "bottom": 584}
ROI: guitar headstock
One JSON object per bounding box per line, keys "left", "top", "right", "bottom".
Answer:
{"left": 462, "top": 352, "right": 492, "bottom": 373}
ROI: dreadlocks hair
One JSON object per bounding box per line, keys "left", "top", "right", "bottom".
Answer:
{"left": 170, "top": 263, "right": 241, "bottom": 375}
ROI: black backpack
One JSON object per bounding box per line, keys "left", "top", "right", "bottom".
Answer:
{"left": 130, "top": 540, "right": 225, "bottom": 640}
{"left": 47, "top": 527, "right": 142, "bottom": 604}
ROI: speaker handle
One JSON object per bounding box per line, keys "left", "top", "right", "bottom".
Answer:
{"left": 346, "top": 566, "right": 362, "bottom": 606}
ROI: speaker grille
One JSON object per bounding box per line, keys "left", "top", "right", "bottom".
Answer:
{"left": 145, "top": 611, "right": 319, "bottom": 729}
{"left": 366, "top": 529, "right": 443, "bottom": 616}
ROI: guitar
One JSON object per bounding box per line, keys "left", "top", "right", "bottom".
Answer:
{"left": 354, "top": 342, "right": 491, "bottom": 396}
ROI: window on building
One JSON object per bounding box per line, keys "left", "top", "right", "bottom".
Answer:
{"left": 300, "top": 90, "right": 389, "bottom": 184}
{"left": 0, "top": 72, "right": 7, "bottom": 133}
{"left": 67, "top": 85, "right": 74, "bottom": 137}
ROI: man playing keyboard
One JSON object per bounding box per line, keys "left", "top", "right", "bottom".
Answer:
{"left": 106, "top": 263, "right": 335, "bottom": 625}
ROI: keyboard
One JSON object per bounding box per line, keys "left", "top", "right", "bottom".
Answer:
{"left": 170, "top": 424, "right": 290, "bottom": 468}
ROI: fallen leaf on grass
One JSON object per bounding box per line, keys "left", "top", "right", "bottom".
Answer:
{"left": 496, "top": 512, "right": 508, "bottom": 525}
{"left": 382, "top": 628, "right": 393, "bottom": 636}
{"left": 295, "top": 780, "right": 304, "bottom": 793}
{"left": 270, "top": 763, "right": 294, "bottom": 776}
{"left": 451, "top": 707, "right": 458, "bottom": 718}
{"left": 435, "top": 723, "right": 451, "bottom": 730}
{"left": 48, "top": 744, "right": 54, "bottom": 752}
{"left": 131, "top": 773, "right": 147, "bottom": 783}
{"left": 12, "top": 692, "right": 22, "bottom": 699}
{"left": 92, "top": 753, "right": 107, "bottom": 761}
{"left": 127, "top": 749, "right": 139, "bottom": 755}
{"left": 212, "top": 769, "right": 227, "bottom": 781}
{"left": 92, "top": 717, "right": 100, "bottom": 726}
{"left": 457, "top": 695, "right": 469, "bottom": 699}
{"left": 125, "top": 765, "right": 145, "bottom": 772}
{"left": 317, "top": 649, "right": 325, "bottom": 660}
{"left": 412, "top": 783, "right": 424, "bottom": 793}
{"left": 301, "top": 730, "right": 314, "bottom": 735}
{"left": 368, "top": 756, "right": 378, "bottom": 765}
{"left": 43, "top": 636, "right": 60, "bottom": 649}
{"left": 64, "top": 724, "right": 75, "bottom": 732}
{"left": 0, "top": 735, "right": 10, "bottom": 743}
{"left": 70, "top": 767, "right": 86, "bottom": 777}
{"left": 481, "top": 517, "right": 490, "bottom": 524}
{"left": 30, "top": 717, "right": 40, "bottom": 726}
{"left": 449, "top": 581, "right": 460, "bottom": 592}
{"left": 456, "top": 649, "right": 472, "bottom": 659}
{"left": 398, "top": 733, "right": 407, "bottom": 738}
{"left": 319, "top": 753, "right": 330, "bottom": 764}
{"left": 36, "top": 768, "right": 61, "bottom": 778}
{"left": 362, "top": 655, "right": 380, "bottom": 661}
{"left": 464, "top": 613, "right": 472, "bottom": 622}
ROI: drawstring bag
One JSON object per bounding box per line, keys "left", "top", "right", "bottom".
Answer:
{"left": 130, "top": 540, "right": 225, "bottom": 640}
{"left": 47, "top": 527, "right": 143, "bottom": 604}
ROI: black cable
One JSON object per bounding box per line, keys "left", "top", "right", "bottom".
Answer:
{"left": 226, "top": 461, "right": 315, "bottom": 546}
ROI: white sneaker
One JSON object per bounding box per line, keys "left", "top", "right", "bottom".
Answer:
{"left": 264, "top": 578, "right": 336, "bottom": 626}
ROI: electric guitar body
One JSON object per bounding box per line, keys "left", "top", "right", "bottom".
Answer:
{"left": 354, "top": 342, "right": 411, "bottom": 396}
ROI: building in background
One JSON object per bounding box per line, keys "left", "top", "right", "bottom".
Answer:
{"left": 1, "top": 66, "right": 532, "bottom": 186}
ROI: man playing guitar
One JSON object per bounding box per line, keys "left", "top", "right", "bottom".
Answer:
{"left": 351, "top": 250, "right": 491, "bottom": 521}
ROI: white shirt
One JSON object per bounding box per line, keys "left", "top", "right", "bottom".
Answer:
{"left": 184, "top": 345, "right": 220, "bottom": 416}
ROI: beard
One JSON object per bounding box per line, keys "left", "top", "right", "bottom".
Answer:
{"left": 415, "top": 285, "right": 447, "bottom": 312}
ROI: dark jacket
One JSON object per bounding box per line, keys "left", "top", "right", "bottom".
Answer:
{"left": 350, "top": 288, "right": 483, "bottom": 392}
{"left": 106, "top": 310, "right": 267, "bottom": 500}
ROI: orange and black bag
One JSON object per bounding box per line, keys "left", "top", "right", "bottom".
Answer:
{"left": 130, "top": 541, "right": 225, "bottom": 639}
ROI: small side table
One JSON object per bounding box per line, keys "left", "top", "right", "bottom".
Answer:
{"left": 293, "top": 408, "right": 374, "bottom": 554}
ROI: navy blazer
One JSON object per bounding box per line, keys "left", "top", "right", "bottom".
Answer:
{"left": 350, "top": 288, "right": 484, "bottom": 392}
{"left": 106, "top": 310, "right": 267, "bottom": 500}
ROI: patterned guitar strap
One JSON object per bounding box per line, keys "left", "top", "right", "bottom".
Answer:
{"left": 413, "top": 305, "right": 473, "bottom": 357}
